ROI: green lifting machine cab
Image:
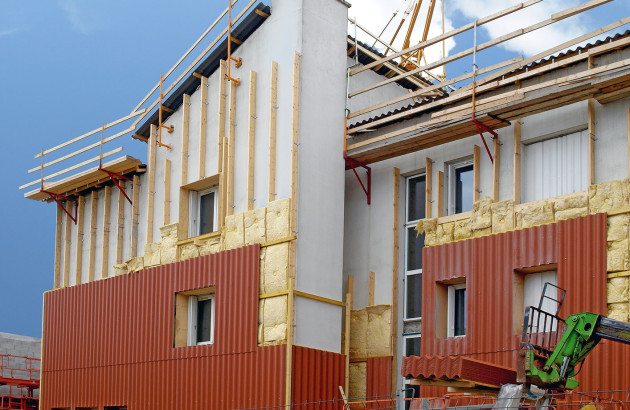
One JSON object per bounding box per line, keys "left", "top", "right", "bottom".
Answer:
{"left": 517, "top": 283, "right": 630, "bottom": 390}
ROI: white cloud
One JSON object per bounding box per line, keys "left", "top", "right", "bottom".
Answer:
{"left": 59, "top": 0, "right": 105, "bottom": 35}
{"left": 0, "top": 28, "right": 21, "bottom": 39}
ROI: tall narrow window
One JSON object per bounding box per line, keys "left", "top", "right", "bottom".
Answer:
{"left": 448, "top": 160, "right": 474, "bottom": 215}
{"left": 189, "top": 187, "right": 218, "bottom": 237}
{"left": 405, "top": 174, "right": 425, "bottom": 320}
{"left": 189, "top": 294, "right": 214, "bottom": 345}
{"left": 447, "top": 282, "right": 466, "bottom": 337}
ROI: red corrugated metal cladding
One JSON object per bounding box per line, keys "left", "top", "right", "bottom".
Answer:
{"left": 366, "top": 357, "right": 392, "bottom": 409}
{"left": 416, "top": 214, "right": 630, "bottom": 397}
{"left": 41, "top": 245, "right": 287, "bottom": 410}
{"left": 291, "top": 345, "right": 345, "bottom": 409}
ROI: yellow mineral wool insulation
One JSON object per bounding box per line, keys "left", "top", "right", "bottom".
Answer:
{"left": 436, "top": 222, "right": 454, "bottom": 244}
{"left": 349, "top": 362, "right": 367, "bottom": 400}
{"left": 416, "top": 218, "right": 437, "bottom": 247}
{"left": 607, "top": 302, "right": 629, "bottom": 322}
{"left": 244, "top": 207, "right": 266, "bottom": 245}
{"left": 454, "top": 218, "right": 473, "bottom": 241}
{"left": 180, "top": 243, "right": 200, "bottom": 261}
{"left": 349, "top": 308, "right": 368, "bottom": 359}
{"left": 258, "top": 324, "right": 264, "bottom": 345}
{"left": 473, "top": 227, "right": 492, "bottom": 238}
{"left": 160, "top": 223, "right": 179, "bottom": 265}
{"left": 126, "top": 256, "right": 144, "bottom": 273}
{"left": 607, "top": 277, "right": 630, "bottom": 303}
{"left": 197, "top": 238, "right": 221, "bottom": 257}
{"left": 554, "top": 207, "right": 588, "bottom": 221}
{"left": 224, "top": 212, "right": 245, "bottom": 250}
{"left": 113, "top": 264, "right": 128, "bottom": 276}
{"left": 143, "top": 242, "right": 161, "bottom": 267}
{"left": 491, "top": 200, "right": 514, "bottom": 233}
{"left": 516, "top": 201, "right": 554, "bottom": 229}
{"left": 607, "top": 214, "right": 630, "bottom": 242}
{"left": 259, "top": 247, "right": 266, "bottom": 293}
{"left": 590, "top": 179, "right": 630, "bottom": 214}
{"left": 553, "top": 193, "right": 588, "bottom": 221}
{"left": 607, "top": 239, "right": 630, "bottom": 272}
{"left": 262, "top": 243, "right": 289, "bottom": 293}
{"left": 266, "top": 198, "right": 291, "bottom": 241}
{"left": 263, "top": 295, "right": 288, "bottom": 343}
{"left": 160, "top": 246, "right": 178, "bottom": 265}
{"left": 472, "top": 197, "right": 493, "bottom": 230}
{"left": 366, "top": 304, "right": 391, "bottom": 357}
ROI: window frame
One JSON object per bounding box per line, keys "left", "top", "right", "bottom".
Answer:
{"left": 447, "top": 158, "right": 474, "bottom": 216}
{"left": 404, "top": 173, "right": 426, "bottom": 321}
{"left": 187, "top": 293, "right": 215, "bottom": 346}
{"left": 189, "top": 186, "right": 219, "bottom": 237}
{"left": 447, "top": 282, "right": 466, "bottom": 338}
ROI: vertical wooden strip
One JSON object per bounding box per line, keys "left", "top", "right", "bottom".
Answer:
{"left": 369, "top": 271, "right": 375, "bottom": 306}
{"left": 513, "top": 120, "right": 522, "bottom": 204}
{"left": 54, "top": 206, "right": 63, "bottom": 288}
{"left": 164, "top": 159, "right": 172, "bottom": 225}
{"left": 101, "top": 186, "right": 111, "bottom": 279}
{"left": 199, "top": 75, "right": 209, "bottom": 179}
{"left": 247, "top": 70, "right": 257, "bottom": 211}
{"left": 437, "top": 171, "right": 444, "bottom": 217}
{"left": 131, "top": 175, "right": 140, "bottom": 256}
{"left": 492, "top": 138, "right": 500, "bottom": 202}
{"left": 181, "top": 94, "right": 190, "bottom": 186}
{"left": 222, "top": 136, "right": 229, "bottom": 222}
{"left": 116, "top": 181, "right": 125, "bottom": 265}
{"left": 63, "top": 201, "right": 72, "bottom": 287}
{"left": 218, "top": 61, "right": 228, "bottom": 225}
{"left": 75, "top": 195, "right": 85, "bottom": 286}
{"left": 425, "top": 158, "right": 432, "bottom": 218}
{"left": 227, "top": 81, "right": 237, "bottom": 216}
{"left": 268, "top": 61, "right": 279, "bottom": 203}
{"left": 178, "top": 188, "right": 190, "bottom": 241}
{"left": 146, "top": 124, "right": 157, "bottom": 244}
{"left": 588, "top": 99, "right": 596, "bottom": 185}
{"left": 473, "top": 145, "right": 480, "bottom": 203}
{"left": 88, "top": 190, "right": 98, "bottom": 283}
{"left": 344, "top": 274, "right": 354, "bottom": 395}
{"left": 627, "top": 108, "right": 630, "bottom": 180}
{"left": 391, "top": 167, "right": 400, "bottom": 394}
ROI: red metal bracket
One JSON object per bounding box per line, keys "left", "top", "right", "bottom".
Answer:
{"left": 41, "top": 189, "right": 78, "bottom": 224}
{"left": 344, "top": 152, "right": 371, "bottom": 205}
{"left": 472, "top": 115, "right": 498, "bottom": 164}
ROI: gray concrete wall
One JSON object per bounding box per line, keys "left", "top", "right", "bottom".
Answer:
{"left": 0, "top": 332, "right": 40, "bottom": 397}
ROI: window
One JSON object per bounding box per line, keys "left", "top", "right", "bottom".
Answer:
{"left": 404, "top": 174, "right": 425, "bottom": 320}
{"left": 448, "top": 159, "right": 474, "bottom": 215}
{"left": 514, "top": 268, "right": 558, "bottom": 334}
{"left": 447, "top": 283, "right": 466, "bottom": 337}
{"left": 522, "top": 130, "right": 587, "bottom": 203}
{"left": 189, "top": 187, "right": 218, "bottom": 237}
{"left": 174, "top": 286, "right": 215, "bottom": 347}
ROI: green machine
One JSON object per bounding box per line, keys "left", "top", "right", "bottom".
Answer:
{"left": 517, "top": 284, "right": 630, "bottom": 390}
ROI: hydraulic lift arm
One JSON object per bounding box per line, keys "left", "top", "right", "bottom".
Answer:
{"left": 522, "top": 312, "right": 630, "bottom": 390}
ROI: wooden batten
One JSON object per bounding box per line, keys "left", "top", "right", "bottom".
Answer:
{"left": 63, "top": 202, "right": 72, "bottom": 287}
{"left": 199, "top": 75, "right": 209, "bottom": 179}
{"left": 369, "top": 271, "right": 375, "bottom": 306}
{"left": 218, "top": 61, "right": 228, "bottom": 225}
{"left": 131, "top": 175, "right": 140, "bottom": 256}
{"left": 116, "top": 181, "right": 126, "bottom": 265}
{"left": 391, "top": 167, "right": 400, "bottom": 394}
{"left": 268, "top": 61, "right": 279, "bottom": 202}
{"left": 425, "top": 157, "right": 433, "bottom": 218}
{"left": 88, "top": 191, "right": 98, "bottom": 283}
{"left": 628, "top": 108, "right": 630, "bottom": 180}
{"left": 146, "top": 125, "right": 157, "bottom": 244}
{"left": 493, "top": 138, "right": 501, "bottom": 202}
{"left": 437, "top": 171, "right": 444, "bottom": 217}
{"left": 101, "top": 186, "right": 112, "bottom": 280}
{"left": 178, "top": 187, "right": 190, "bottom": 241}
{"left": 588, "top": 98, "right": 596, "bottom": 185}
{"left": 164, "top": 159, "right": 172, "bottom": 225}
{"left": 75, "top": 195, "right": 85, "bottom": 286}
{"left": 181, "top": 94, "right": 190, "bottom": 186}
{"left": 247, "top": 70, "right": 257, "bottom": 211}
{"left": 344, "top": 274, "right": 354, "bottom": 395}
{"left": 473, "top": 145, "right": 480, "bottom": 203}
{"left": 54, "top": 206, "right": 63, "bottom": 288}
{"left": 227, "top": 81, "right": 237, "bottom": 216}
{"left": 514, "top": 120, "right": 522, "bottom": 204}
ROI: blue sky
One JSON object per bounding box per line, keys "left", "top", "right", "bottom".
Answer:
{"left": 1, "top": 0, "right": 629, "bottom": 338}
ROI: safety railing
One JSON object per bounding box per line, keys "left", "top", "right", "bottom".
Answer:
{"left": 0, "top": 355, "right": 40, "bottom": 384}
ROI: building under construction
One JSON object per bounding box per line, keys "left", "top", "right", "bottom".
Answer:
{"left": 20, "top": 0, "right": 630, "bottom": 408}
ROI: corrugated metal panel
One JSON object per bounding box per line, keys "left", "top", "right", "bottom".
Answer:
{"left": 401, "top": 356, "right": 516, "bottom": 387}
{"left": 366, "top": 356, "right": 392, "bottom": 409}
{"left": 418, "top": 214, "right": 630, "bottom": 397}
{"left": 41, "top": 245, "right": 288, "bottom": 410}
{"left": 291, "top": 345, "right": 345, "bottom": 410}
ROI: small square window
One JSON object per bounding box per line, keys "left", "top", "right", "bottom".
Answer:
{"left": 189, "top": 187, "right": 218, "bottom": 237}
{"left": 174, "top": 287, "right": 216, "bottom": 347}
{"left": 447, "top": 160, "right": 474, "bottom": 215}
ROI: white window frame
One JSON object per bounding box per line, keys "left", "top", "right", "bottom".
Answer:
{"left": 404, "top": 173, "right": 425, "bottom": 321}
{"left": 189, "top": 186, "right": 218, "bottom": 237}
{"left": 447, "top": 159, "right": 474, "bottom": 216}
{"left": 447, "top": 282, "right": 466, "bottom": 338}
{"left": 187, "top": 294, "right": 215, "bottom": 346}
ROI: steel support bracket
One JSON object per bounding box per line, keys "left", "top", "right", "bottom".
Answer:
{"left": 472, "top": 116, "right": 498, "bottom": 164}
{"left": 41, "top": 189, "right": 78, "bottom": 224}
{"left": 99, "top": 167, "right": 133, "bottom": 204}
{"left": 344, "top": 152, "right": 371, "bottom": 205}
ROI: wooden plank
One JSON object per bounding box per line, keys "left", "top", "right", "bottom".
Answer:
{"left": 227, "top": 80, "right": 237, "bottom": 216}
{"left": 437, "top": 171, "right": 444, "bottom": 217}
{"left": 178, "top": 188, "right": 190, "bottom": 241}
{"left": 588, "top": 98, "right": 596, "bottom": 185}
{"left": 628, "top": 108, "right": 630, "bottom": 180}
{"left": 344, "top": 274, "right": 354, "bottom": 396}
{"left": 473, "top": 145, "right": 480, "bottom": 203}
{"left": 247, "top": 70, "right": 257, "bottom": 211}
{"left": 181, "top": 93, "right": 190, "bottom": 186}
{"left": 116, "top": 181, "right": 125, "bottom": 264}
{"left": 164, "top": 159, "right": 171, "bottom": 225}
{"left": 391, "top": 167, "right": 400, "bottom": 394}
{"left": 75, "top": 195, "right": 85, "bottom": 286}
{"left": 293, "top": 290, "right": 345, "bottom": 307}
{"left": 54, "top": 206, "right": 63, "bottom": 289}
{"left": 131, "top": 175, "right": 140, "bottom": 256}
{"left": 218, "top": 60, "right": 227, "bottom": 224}
{"left": 88, "top": 191, "right": 98, "bottom": 283}
{"left": 493, "top": 138, "right": 500, "bottom": 202}
{"left": 513, "top": 120, "right": 522, "bottom": 204}
{"left": 369, "top": 271, "right": 375, "bottom": 306}
{"left": 63, "top": 202, "right": 72, "bottom": 287}
{"left": 268, "top": 61, "right": 279, "bottom": 202}
{"left": 101, "top": 186, "right": 111, "bottom": 280}
{"left": 425, "top": 157, "right": 433, "bottom": 218}
{"left": 199, "top": 75, "right": 209, "bottom": 179}
{"left": 181, "top": 174, "right": 220, "bottom": 191}
{"left": 146, "top": 125, "right": 157, "bottom": 244}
